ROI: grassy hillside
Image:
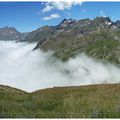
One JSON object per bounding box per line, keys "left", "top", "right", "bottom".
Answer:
{"left": 29, "top": 17, "right": 120, "bottom": 64}
{"left": 1, "top": 84, "right": 120, "bottom": 118}
{"left": 40, "top": 30, "right": 120, "bottom": 64}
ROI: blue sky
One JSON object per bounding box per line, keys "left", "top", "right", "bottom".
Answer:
{"left": 0, "top": 2, "right": 120, "bottom": 32}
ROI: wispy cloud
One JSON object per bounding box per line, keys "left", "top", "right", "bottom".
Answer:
{"left": 81, "top": 9, "right": 86, "bottom": 13}
{"left": 42, "top": 1, "right": 83, "bottom": 13}
{"left": 42, "top": 13, "right": 60, "bottom": 20}
{"left": 42, "top": 5, "right": 54, "bottom": 13}
{"left": 100, "top": 10, "right": 106, "bottom": 17}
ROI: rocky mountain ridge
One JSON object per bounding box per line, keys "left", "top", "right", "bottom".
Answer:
{"left": 1, "top": 16, "right": 120, "bottom": 41}
{"left": 29, "top": 17, "right": 120, "bottom": 64}
{"left": 26, "top": 16, "right": 120, "bottom": 43}
{"left": 1, "top": 16, "right": 120, "bottom": 64}
{"left": 0, "top": 26, "right": 29, "bottom": 41}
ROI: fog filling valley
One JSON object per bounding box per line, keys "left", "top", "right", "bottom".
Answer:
{"left": 0, "top": 41, "right": 120, "bottom": 92}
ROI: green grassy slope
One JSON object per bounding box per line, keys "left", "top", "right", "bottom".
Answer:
{"left": 41, "top": 30, "right": 120, "bottom": 64}
{"left": 1, "top": 84, "right": 120, "bottom": 118}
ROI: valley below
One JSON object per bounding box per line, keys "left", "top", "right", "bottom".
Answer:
{"left": 1, "top": 16, "right": 120, "bottom": 118}
{"left": 0, "top": 41, "right": 120, "bottom": 92}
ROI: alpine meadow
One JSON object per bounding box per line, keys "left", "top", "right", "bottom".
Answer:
{"left": 0, "top": 1, "right": 120, "bottom": 118}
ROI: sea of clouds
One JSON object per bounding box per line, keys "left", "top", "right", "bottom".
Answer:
{"left": 0, "top": 41, "right": 120, "bottom": 92}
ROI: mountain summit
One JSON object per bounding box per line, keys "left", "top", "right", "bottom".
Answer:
{"left": 0, "top": 26, "right": 29, "bottom": 41}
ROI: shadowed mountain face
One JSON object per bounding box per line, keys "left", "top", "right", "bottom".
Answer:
{"left": 0, "top": 26, "right": 29, "bottom": 41}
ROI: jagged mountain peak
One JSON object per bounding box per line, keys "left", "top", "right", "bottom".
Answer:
{"left": 93, "top": 16, "right": 112, "bottom": 24}
{"left": 57, "top": 18, "right": 77, "bottom": 30}
{"left": 26, "top": 16, "right": 120, "bottom": 43}
{"left": 60, "top": 18, "right": 77, "bottom": 25}
{"left": 93, "top": 16, "right": 111, "bottom": 22}
{"left": 60, "top": 18, "right": 77, "bottom": 23}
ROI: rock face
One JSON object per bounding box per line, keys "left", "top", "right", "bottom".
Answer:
{"left": 0, "top": 26, "right": 29, "bottom": 41}
{"left": 25, "top": 19, "right": 77, "bottom": 43}
{"left": 56, "top": 18, "right": 77, "bottom": 30}
{"left": 30, "top": 17, "right": 120, "bottom": 64}
{"left": 29, "top": 17, "right": 119, "bottom": 45}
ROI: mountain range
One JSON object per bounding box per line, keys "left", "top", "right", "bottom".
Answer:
{"left": 1, "top": 16, "right": 120, "bottom": 118}
{"left": 0, "top": 26, "right": 29, "bottom": 40}
{"left": 1, "top": 16, "right": 120, "bottom": 64}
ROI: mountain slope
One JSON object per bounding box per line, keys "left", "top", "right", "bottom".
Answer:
{"left": 24, "top": 25, "right": 55, "bottom": 42}
{"left": 31, "top": 17, "right": 120, "bottom": 64}
{"left": 0, "top": 84, "right": 120, "bottom": 118}
{"left": 40, "top": 30, "right": 120, "bottom": 64}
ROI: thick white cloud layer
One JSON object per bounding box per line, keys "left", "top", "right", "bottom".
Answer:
{"left": 0, "top": 41, "right": 120, "bottom": 92}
